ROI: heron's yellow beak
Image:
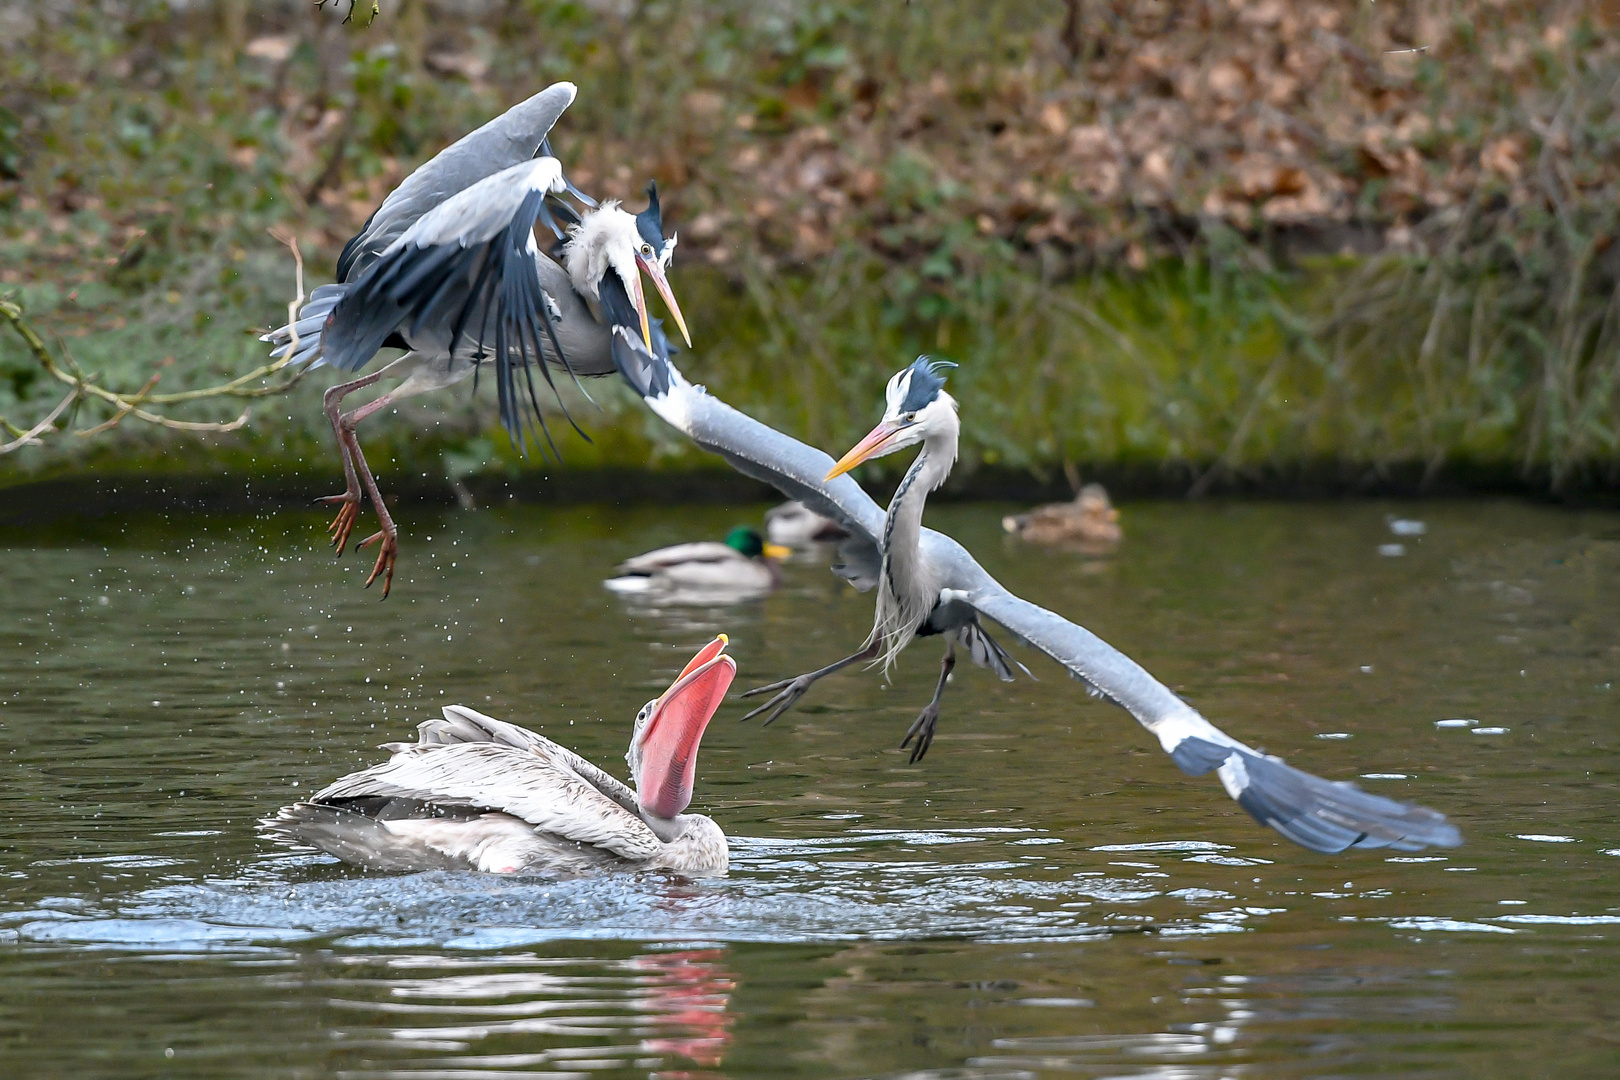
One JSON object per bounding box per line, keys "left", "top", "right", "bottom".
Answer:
{"left": 762, "top": 542, "right": 793, "bottom": 560}
{"left": 825, "top": 419, "right": 905, "bottom": 481}
{"left": 635, "top": 252, "right": 692, "bottom": 349}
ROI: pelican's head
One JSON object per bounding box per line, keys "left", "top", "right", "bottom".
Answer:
{"left": 564, "top": 181, "right": 690, "bottom": 353}
{"left": 825, "top": 356, "right": 959, "bottom": 480}
{"left": 626, "top": 635, "right": 735, "bottom": 820}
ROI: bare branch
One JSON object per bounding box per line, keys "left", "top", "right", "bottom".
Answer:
{"left": 0, "top": 234, "right": 310, "bottom": 453}
{"left": 0, "top": 391, "right": 78, "bottom": 453}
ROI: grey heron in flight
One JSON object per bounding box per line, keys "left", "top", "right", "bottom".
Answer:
{"left": 607, "top": 329, "right": 1462, "bottom": 854}
{"left": 743, "top": 356, "right": 1029, "bottom": 763}
{"left": 264, "top": 81, "right": 689, "bottom": 596}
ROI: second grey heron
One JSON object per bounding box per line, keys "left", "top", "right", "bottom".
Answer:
{"left": 739, "top": 356, "right": 1028, "bottom": 761}
{"left": 607, "top": 328, "right": 1462, "bottom": 855}
{"left": 264, "top": 81, "right": 689, "bottom": 595}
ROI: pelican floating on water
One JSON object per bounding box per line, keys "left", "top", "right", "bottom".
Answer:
{"left": 604, "top": 526, "right": 790, "bottom": 604}
{"left": 264, "top": 636, "right": 735, "bottom": 875}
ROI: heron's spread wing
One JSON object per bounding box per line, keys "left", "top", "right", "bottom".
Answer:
{"left": 938, "top": 549, "right": 1461, "bottom": 853}
{"left": 313, "top": 733, "right": 663, "bottom": 864}
{"left": 614, "top": 339, "right": 1460, "bottom": 855}
{"left": 336, "top": 82, "right": 577, "bottom": 281}
{"left": 323, "top": 158, "right": 581, "bottom": 452}
{"left": 611, "top": 328, "right": 885, "bottom": 558}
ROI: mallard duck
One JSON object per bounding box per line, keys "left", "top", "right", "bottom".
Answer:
{"left": 264, "top": 636, "right": 736, "bottom": 876}
{"left": 1002, "top": 483, "right": 1123, "bottom": 549}
{"left": 764, "top": 500, "right": 849, "bottom": 548}
{"left": 604, "top": 526, "right": 792, "bottom": 603}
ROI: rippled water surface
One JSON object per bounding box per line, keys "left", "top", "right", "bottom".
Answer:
{"left": 2, "top": 499, "right": 1618, "bottom": 1078}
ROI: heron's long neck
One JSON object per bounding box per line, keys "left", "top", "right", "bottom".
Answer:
{"left": 872, "top": 423, "right": 958, "bottom": 668}
{"left": 883, "top": 434, "right": 954, "bottom": 565}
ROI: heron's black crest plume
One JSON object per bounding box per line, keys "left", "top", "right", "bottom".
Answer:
{"left": 636, "top": 181, "right": 665, "bottom": 251}
{"left": 898, "top": 355, "right": 956, "bottom": 413}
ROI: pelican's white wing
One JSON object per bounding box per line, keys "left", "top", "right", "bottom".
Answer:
{"left": 313, "top": 707, "right": 662, "bottom": 863}
{"left": 612, "top": 333, "right": 1461, "bottom": 854}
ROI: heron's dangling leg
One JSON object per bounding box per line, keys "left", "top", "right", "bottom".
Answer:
{"left": 333, "top": 356, "right": 469, "bottom": 599}
{"left": 901, "top": 640, "right": 956, "bottom": 764}
{"left": 739, "top": 639, "right": 881, "bottom": 726}
{"left": 337, "top": 390, "right": 407, "bottom": 598}
{"left": 320, "top": 369, "right": 388, "bottom": 555}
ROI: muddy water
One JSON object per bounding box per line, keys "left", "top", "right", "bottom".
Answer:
{"left": 1, "top": 500, "right": 1616, "bottom": 1077}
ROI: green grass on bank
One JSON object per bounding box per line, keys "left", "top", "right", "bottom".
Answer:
{"left": 4, "top": 246, "right": 1617, "bottom": 495}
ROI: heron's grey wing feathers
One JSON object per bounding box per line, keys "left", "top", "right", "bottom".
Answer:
{"left": 312, "top": 736, "right": 661, "bottom": 862}
{"left": 944, "top": 554, "right": 1461, "bottom": 853}
{"left": 336, "top": 82, "right": 577, "bottom": 281}
{"left": 611, "top": 329, "right": 884, "bottom": 557}
{"left": 323, "top": 159, "right": 580, "bottom": 448}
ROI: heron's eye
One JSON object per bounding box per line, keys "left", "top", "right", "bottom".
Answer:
{"left": 640, "top": 243, "right": 654, "bottom": 256}
{"left": 903, "top": 412, "right": 917, "bottom": 424}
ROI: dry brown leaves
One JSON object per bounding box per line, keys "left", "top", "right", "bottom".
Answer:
{"left": 640, "top": 0, "right": 1612, "bottom": 268}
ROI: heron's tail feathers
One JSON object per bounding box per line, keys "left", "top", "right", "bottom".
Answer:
{"left": 957, "top": 621, "right": 1032, "bottom": 682}
{"left": 262, "top": 282, "right": 348, "bottom": 369}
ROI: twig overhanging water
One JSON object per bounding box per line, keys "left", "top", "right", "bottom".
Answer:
{"left": 0, "top": 233, "right": 313, "bottom": 453}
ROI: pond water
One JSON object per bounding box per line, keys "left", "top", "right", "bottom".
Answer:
{"left": 1, "top": 498, "right": 1617, "bottom": 1078}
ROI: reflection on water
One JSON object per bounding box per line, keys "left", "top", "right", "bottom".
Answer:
{"left": 2, "top": 500, "right": 1619, "bottom": 1077}
{"left": 318, "top": 948, "right": 736, "bottom": 1079}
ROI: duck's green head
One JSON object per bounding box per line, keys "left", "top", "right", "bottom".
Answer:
{"left": 725, "top": 526, "right": 791, "bottom": 560}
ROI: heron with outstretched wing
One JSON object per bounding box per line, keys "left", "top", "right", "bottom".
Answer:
{"left": 608, "top": 328, "right": 1461, "bottom": 855}
{"left": 264, "top": 81, "right": 689, "bottom": 595}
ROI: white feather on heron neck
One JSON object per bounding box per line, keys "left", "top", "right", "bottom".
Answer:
{"left": 563, "top": 201, "right": 641, "bottom": 302}
{"left": 868, "top": 390, "right": 960, "bottom": 672}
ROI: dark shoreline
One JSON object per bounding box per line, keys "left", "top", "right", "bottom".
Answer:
{"left": 2, "top": 462, "right": 1613, "bottom": 529}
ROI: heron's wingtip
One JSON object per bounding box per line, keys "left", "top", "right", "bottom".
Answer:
{"left": 1228, "top": 747, "right": 1463, "bottom": 853}
{"left": 1171, "top": 735, "right": 1462, "bottom": 853}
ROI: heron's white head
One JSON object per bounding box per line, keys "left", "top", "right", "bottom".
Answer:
{"left": 563, "top": 183, "right": 689, "bottom": 352}
{"left": 625, "top": 635, "right": 735, "bottom": 821}
{"left": 825, "top": 357, "right": 959, "bottom": 480}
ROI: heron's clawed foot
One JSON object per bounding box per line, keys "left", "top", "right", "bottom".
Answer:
{"left": 320, "top": 492, "right": 364, "bottom": 555}
{"left": 358, "top": 527, "right": 398, "bottom": 598}
{"left": 738, "top": 675, "right": 816, "bottom": 726}
{"left": 901, "top": 703, "right": 940, "bottom": 764}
